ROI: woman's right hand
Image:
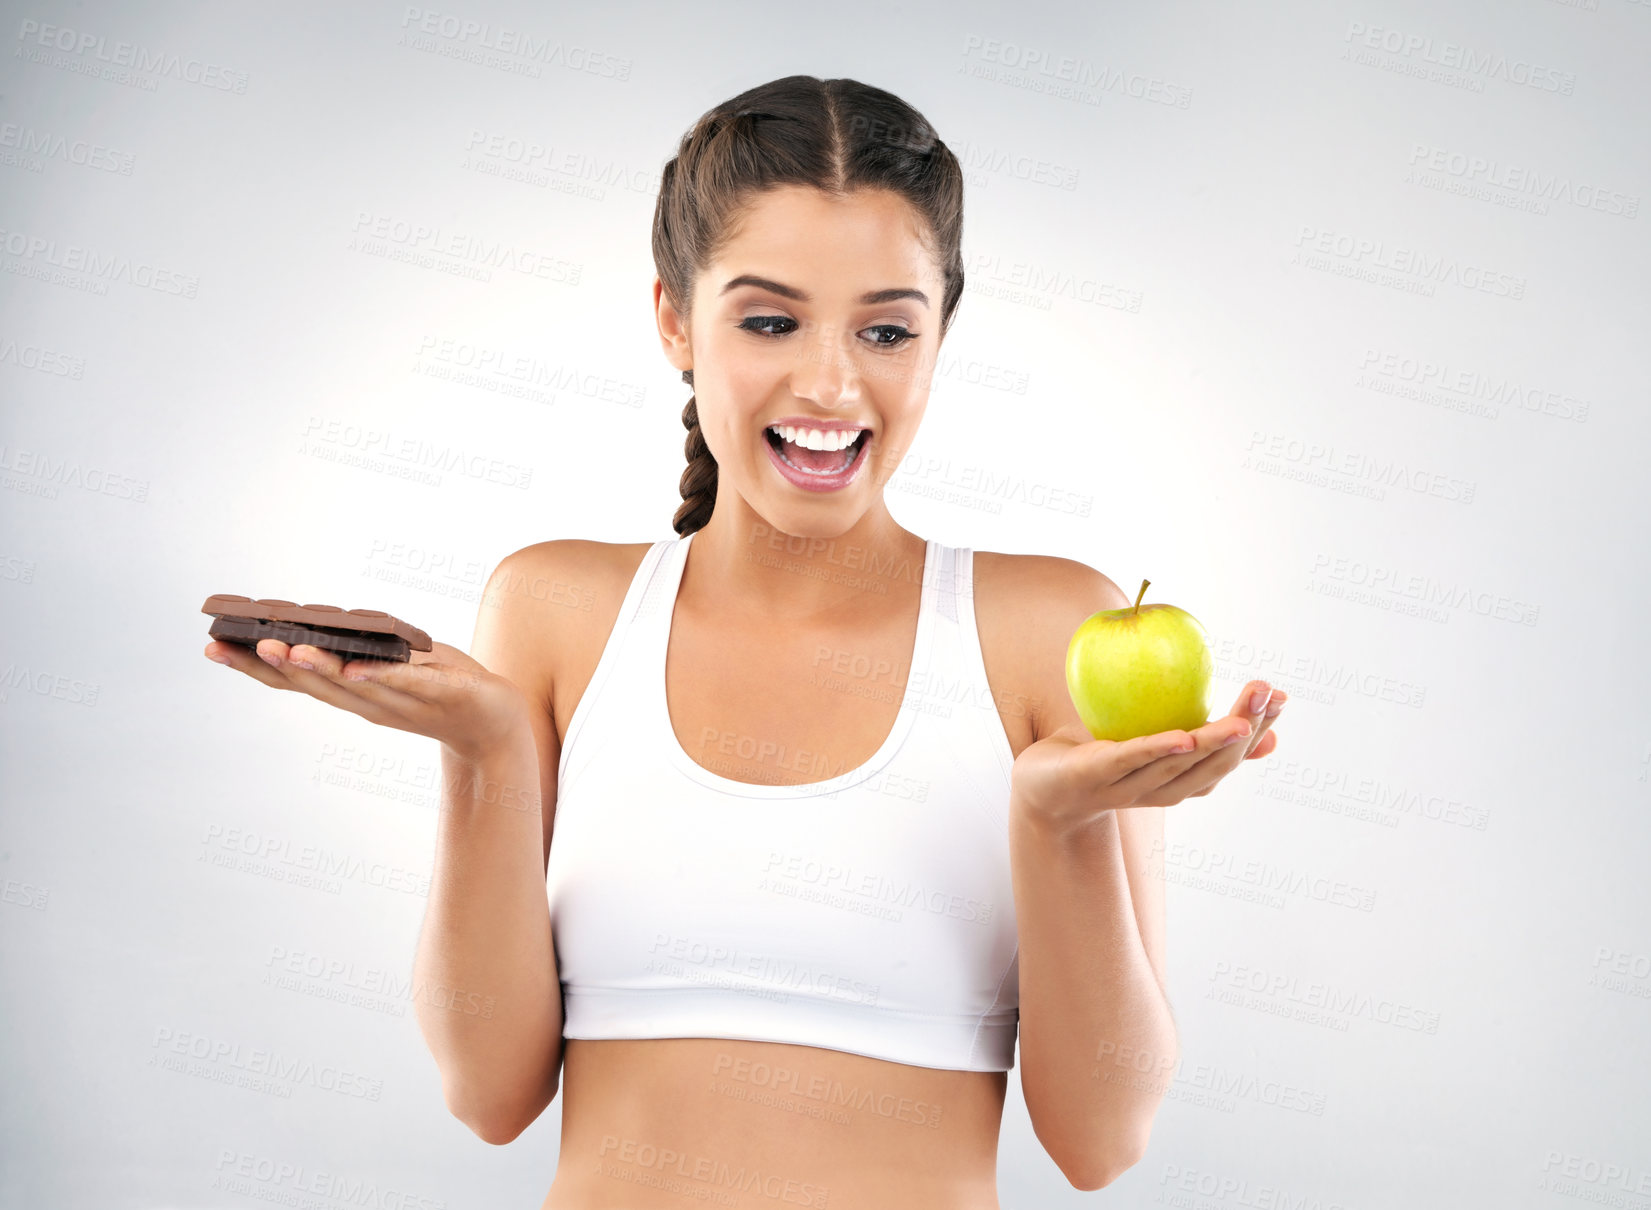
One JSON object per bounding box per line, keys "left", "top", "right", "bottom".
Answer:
{"left": 204, "top": 635, "right": 530, "bottom": 763}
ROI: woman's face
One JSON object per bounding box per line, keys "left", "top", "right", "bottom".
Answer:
{"left": 656, "top": 184, "right": 946, "bottom": 535}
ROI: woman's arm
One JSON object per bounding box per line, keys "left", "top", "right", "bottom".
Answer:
{"left": 412, "top": 547, "right": 567, "bottom": 1144}
{"left": 1003, "top": 559, "right": 1268, "bottom": 1190}
{"left": 1011, "top": 785, "right": 1177, "bottom": 1190}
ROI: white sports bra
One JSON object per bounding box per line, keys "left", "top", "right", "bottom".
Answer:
{"left": 545, "top": 531, "right": 1020, "bottom": 1071}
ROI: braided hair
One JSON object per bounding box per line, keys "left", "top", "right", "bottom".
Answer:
{"left": 674, "top": 368, "right": 716, "bottom": 537}
{"left": 652, "top": 76, "right": 966, "bottom": 537}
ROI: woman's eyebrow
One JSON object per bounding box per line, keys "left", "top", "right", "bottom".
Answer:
{"left": 719, "top": 273, "right": 929, "bottom": 308}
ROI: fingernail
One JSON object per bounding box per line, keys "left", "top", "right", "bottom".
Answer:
{"left": 207, "top": 651, "right": 229, "bottom": 665}
{"left": 259, "top": 650, "right": 281, "bottom": 668}
{"left": 1265, "top": 696, "right": 1286, "bottom": 717}
{"left": 290, "top": 658, "right": 313, "bottom": 670}
{"left": 1222, "top": 731, "right": 1245, "bottom": 747}
{"left": 1249, "top": 687, "right": 1269, "bottom": 714}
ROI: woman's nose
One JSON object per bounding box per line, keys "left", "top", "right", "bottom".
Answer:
{"left": 787, "top": 318, "right": 856, "bottom": 406}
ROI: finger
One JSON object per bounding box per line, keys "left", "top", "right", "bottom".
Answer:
{"left": 257, "top": 639, "right": 385, "bottom": 717}
{"left": 1165, "top": 678, "right": 1270, "bottom": 772}
{"left": 1221, "top": 680, "right": 1276, "bottom": 758}
{"left": 1180, "top": 699, "right": 1286, "bottom": 794}
{"left": 273, "top": 642, "right": 434, "bottom": 721}
{"left": 1242, "top": 690, "right": 1287, "bottom": 758}
{"left": 330, "top": 654, "right": 444, "bottom": 715}
{"left": 1109, "top": 712, "right": 1253, "bottom": 800}
{"left": 205, "top": 639, "right": 298, "bottom": 691}
{"left": 1124, "top": 683, "right": 1272, "bottom": 802}
{"left": 346, "top": 652, "right": 491, "bottom": 704}
{"left": 1141, "top": 715, "right": 1269, "bottom": 804}
{"left": 1137, "top": 750, "right": 1237, "bottom": 805}
{"left": 1087, "top": 728, "right": 1209, "bottom": 783}
{"left": 1239, "top": 680, "right": 1275, "bottom": 723}
{"left": 1244, "top": 730, "right": 1280, "bottom": 761}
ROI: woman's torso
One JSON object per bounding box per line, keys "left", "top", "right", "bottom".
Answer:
{"left": 536, "top": 534, "right": 1041, "bottom": 1210}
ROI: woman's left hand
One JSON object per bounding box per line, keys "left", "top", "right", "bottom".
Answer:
{"left": 1011, "top": 680, "right": 1287, "bottom": 830}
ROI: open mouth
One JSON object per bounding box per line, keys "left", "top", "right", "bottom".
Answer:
{"left": 764, "top": 425, "right": 871, "bottom": 475}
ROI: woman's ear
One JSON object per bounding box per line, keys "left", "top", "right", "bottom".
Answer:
{"left": 653, "top": 276, "right": 692, "bottom": 377}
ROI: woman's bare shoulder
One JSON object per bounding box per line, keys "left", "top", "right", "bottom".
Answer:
{"left": 970, "top": 549, "right": 1133, "bottom": 743}
{"left": 495, "top": 537, "right": 655, "bottom": 585}
{"left": 971, "top": 548, "right": 1130, "bottom": 622}
{"left": 486, "top": 537, "right": 657, "bottom": 637}
{"left": 481, "top": 538, "right": 658, "bottom": 708}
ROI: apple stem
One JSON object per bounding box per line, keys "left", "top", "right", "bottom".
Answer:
{"left": 1135, "top": 579, "right": 1149, "bottom": 614}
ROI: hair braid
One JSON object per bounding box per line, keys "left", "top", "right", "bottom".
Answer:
{"left": 672, "top": 368, "right": 717, "bottom": 537}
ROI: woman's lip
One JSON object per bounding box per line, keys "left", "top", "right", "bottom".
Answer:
{"left": 764, "top": 418, "right": 875, "bottom": 433}
{"left": 762, "top": 425, "right": 871, "bottom": 493}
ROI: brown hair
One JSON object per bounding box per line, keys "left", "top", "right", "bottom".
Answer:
{"left": 651, "top": 75, "right": 966, "bottom": 537}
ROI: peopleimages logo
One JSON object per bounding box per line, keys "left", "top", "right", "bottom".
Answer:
{"left": 953, "top": 139, "right": 1081, "bottom": 191}
{"left": 0, "top": 123, "right": 135, "bottom": 174}
{"left": 398, "top": 8, "right": 631, "bottom": 80}
{"left": 1357, "top": 348, "right": 1591, "bottom": 424}
{"left": 1407, "top": 143, "right": 1638, "bottom": 218}
{"left": 151, "top": 1027, "right": 383, "bottom": 1100}
{"left": 0, "top": 339, "right": 85, "bottom": 379}
{"left": 350, "top": 212, "right": 582, "bottom": 284}
{"left": 1343, "top": 22, "right": 1576, "bottom": 95}
{"left": 960, "top": 33, "right": 1193, "bottom": 108}
{"left": 0, "top": 227, "right": 199, "bottom": 298}
{"left": 414, "top": 335, "right": 644, "bottom": 408}
{"left": 1293, "top": 226, "right": 1526, "bottom": 299}
{"left": 13, "top": 18, "right": 250, "bottom": 92}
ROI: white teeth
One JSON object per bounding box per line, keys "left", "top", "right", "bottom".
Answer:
{"left": 767, "top": 424, "right": 866, "bottom": 451}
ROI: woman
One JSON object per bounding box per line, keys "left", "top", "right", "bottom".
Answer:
{"left": 205, "top": 75, "right": 1286, "bottom": 1208}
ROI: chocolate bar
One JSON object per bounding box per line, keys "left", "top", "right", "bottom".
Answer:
{"left": 202, "top": 594, "right": 433, "bottom": 662}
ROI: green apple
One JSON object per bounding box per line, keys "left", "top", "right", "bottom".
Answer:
{"left": 1064, "top": 579, "right": 1215, "bottom": 742}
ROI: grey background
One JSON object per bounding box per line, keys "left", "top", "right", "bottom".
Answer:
{"left": 2, "top": 0, "right": 1648, "bottom": 1206}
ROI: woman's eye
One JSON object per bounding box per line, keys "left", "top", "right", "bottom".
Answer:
{"left": 864, "top": 325, "right": 917, "bottom": 348}
{"left": 738, "top": 315, "right": 797, "bottom": 336}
